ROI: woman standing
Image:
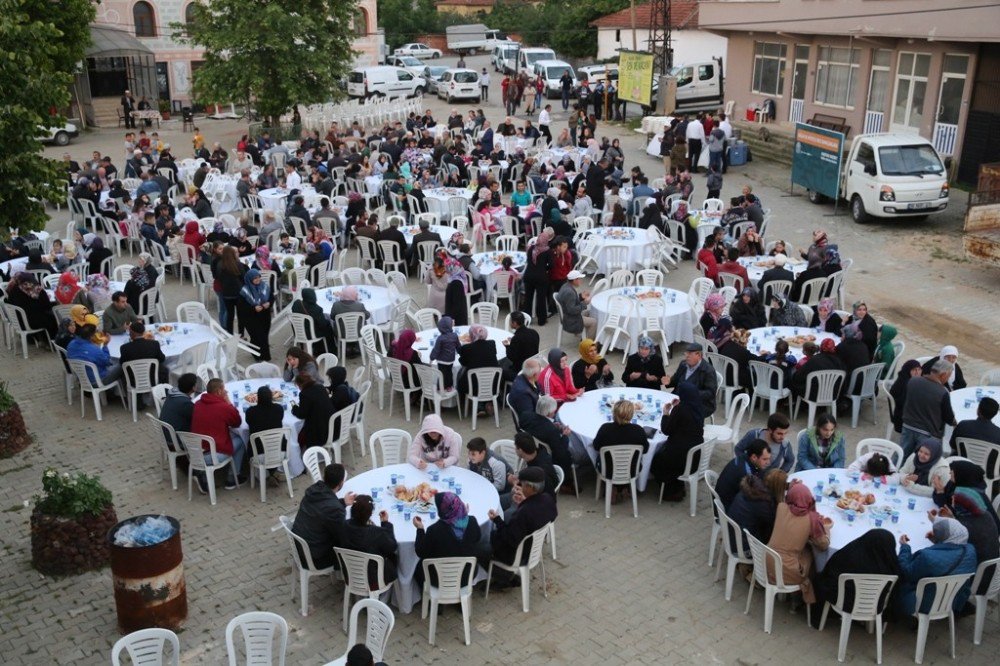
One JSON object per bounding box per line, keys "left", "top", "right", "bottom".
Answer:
{"left": 767, "top": 482, "right": 831, "bottom": 605}
{"left": 214, "top": 246, "right": 246, "bottom": 333}
{"left": 652, "top": 382, "right": 705, "bottom": 502}
{"left": 794, "top": 413, "right": 846, "bottom": 470}
{"left": 522, "top": 228, "right": 553, "bottom": 325}
{"left": 572, "top": 338, "right": 614, "bottom": 391}
{"left": 237, "top": 269, "right": 273, "bottom": 361}
{"left": 873, "top": 324, "right": 897, "bottom": 379}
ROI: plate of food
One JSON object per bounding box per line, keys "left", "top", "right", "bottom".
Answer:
{"left": 157, "top": 325, "right": 175, "bottom": 333}
{"left": 458, "top": 333, "right": 472, "bottom": 344}
{"left": 635, "top": 290, "right": 663, "bottom": 300}
{"left": 244, "top": 390, "right": 285, "bottom": 404}
{"left": 782, "top": 334, "right": 817, "bottom": 347}
{"left": 392, "top": 482, "right": 437, "bottom": 505}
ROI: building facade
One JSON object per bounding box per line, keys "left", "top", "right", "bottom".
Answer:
{"left": 698, "top": 0, "right": 1000, "bottom": 180}
{"left": 591, "top": 1, "right": 727, "bottom": 68}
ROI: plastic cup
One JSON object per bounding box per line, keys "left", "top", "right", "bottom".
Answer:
{"left": 429, "top": 509, "right": 437, "bottom": 520}
{"left": 846, "top": 510, "right": 856, "bottom": 524}
{"left": 370, "top": 487, "right": 379, "bottom": 499}
{"left": 873, "top": 517, "right": 883, "bottom": 528}
{"left": 888, "top": 485, "right": 897, "bottom": 496}
{"left": 828, "top": 473, "right": 836, "bottom": 484}
{"left": 390, "top": 473, "right": 398, "bottom": 485}
{"left": 907, "top": 498, "right": 916, "bottom": 510}
{"left": 873, "top": 478, "right": 881, "bottom": 489}
{"left": 455, "top": 484, "right": 462, "bottom": 496}
{"left": 891, "top": 511, "right": 900, "bottom": 524}
{"left": 398, "top": 474, "right": 406, "bottom": 485}
{"left": 403, "top": 508, "right": 411, "bottom": 521}
{"left": 394, "top": 501, "right": 403, "bottom": 513}
{"left": 816, "top": 481, "right": 824, "bottom": 491}
{"left": 814, "top": 492, "right": 822, "bottom": 504}
{"left": 447, "top": 477, "right": 455, "bottom": 489}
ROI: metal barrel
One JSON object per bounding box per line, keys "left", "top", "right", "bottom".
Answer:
{"left": 108, "top": 515, "right": 187, "bottom": 633}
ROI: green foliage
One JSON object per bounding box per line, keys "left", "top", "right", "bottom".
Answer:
{"left": 34, "top": 468, "right": 113, "bottom": 519}
{"left": 486, "top": 0, "right": 629, "bottom": 56}
{"left": 0, "top": 381, "right": 15, "bottom": 413}
{"left": 378, "top": 0, "right": 471, "bottom": 51}
{"left": 0, "top": 0, "right": 96, "bottom": 236}
{"left": 175, "top": 0, "right": 357, "bottom": 125}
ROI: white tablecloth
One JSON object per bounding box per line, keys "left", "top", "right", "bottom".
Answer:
{"left": 400, "top": 224, "right": 453, "bottom": 247}
{"left": 240, "top": 252, "right": 307, "bottom": 270}
{"left": 259, "top": 186, "right": 318, "bottom": 214}
{"left": 737, "top": 256, "right": 807, "bottom": 287}
{"left": 747, "top": 326, "right": 841, "bottom": 358}
{"left": 413, "top": 325, "right": 509, "bottom": 367}
{"left": 0, "top": 257, "right": 28, "bottom": 277}
{"left": 472, "top": 251, "right": 525, "bottom": 297}
{"left": 107, "top": 322, "right": 217, "bottom": 367}
{"left": 422, "top": 187, "right": 473, "bottom": 218}
{"left": 313, "top": 285, "right": 396, "bottom": 325}
{"left": 588, "top": 227, "right": 659, "bottom": 273}
{"left": 558, "top": 387, "right": 674, "bottom": 492}
{"left": 364, "top": 175, "right": 384, "bottom": 196}
{"left": 789, "top": 469, "right": 934, "bottom": 571}
{"left": 339, "top": 463, "right": 500, "bottom": 613}
{"left": 590, "top": 287, "right": 694, "bottom": 354}
{"left": 225, "top": 378, "right": 305, "bottom": 478}
{"left": 640, "top": 116, "right": 676, "bottom": 135}
{"left": 947, "top": 386, "right": 1000, "bottom": 448}
{"left": 541, "top": 147, "right": 585, "bottom": 167}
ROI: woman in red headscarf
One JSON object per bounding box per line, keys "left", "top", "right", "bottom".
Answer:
{"left": 766, "top": 482, "right": 831, "bottom": 604}
{"left": 54, "top": 271, "right": 82, "bottom": 305}
{"left": 789, "top": 336, "right": 845, "bottom": 400}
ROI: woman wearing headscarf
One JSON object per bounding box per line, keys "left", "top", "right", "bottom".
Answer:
{"left": 408, "top": 413, "right": 461, "bottom": 469}
{"left": 933, "top": 460, "right": 1000, "bottom": 536}
{"left": 717, "top": 325, "right": 757, "bottom": 391}
{"left": 522, "top": 227, "right": 554, "bottom": 326}
{"left": 729, "top": 469, "right": 788, "bottom": 553}
{"left": 767, "top": 482, "right": 831, "bottom": 604}
{"left": 539, "top": 347, "right": 583, "bottom": 403}
{"left": 572, "top": 338, "right": 614, "bottom": 391}
{"left": 413, "top": 491, "right": 487, "bottom": 586}
{"left": 811, "top": 529, "right": 900, "bottom": 623}
{"left": 292, "top": 371, "right": 335, "bottom": 447}
{"left": 303, "top": 242, "right": 325, "bottom": 268}
{"left": 729, "top": 287, "right": 766, "bottom": 330}
{"left": 25, "top": 249, "right": 55, "bottom": 275}
{"left": 948, "top": 485, "right": 1000, "bottom": 586}
{"left": 86, "top": 237, "right": 113, "bottom": 276}
{"left": 123, "top": 264, "right": 152, "bottom": 314}
{"left": 439, "top": 251, "right": 470, "bottom": 326}
{"left": 389, "top": 329, "right": 423, "bottom": 390}
{"left": 329, "top": 286, "right": 370, "bottom": 355}
{"left": 237, "top": 268, "right": 273, "bottom": 361}
{"left": 230, "top": 227, "right": 254, "bottom": 257}
{"left": 621, "top": 335, "right": 667, "bottom": 390}
{"left": 326, "top": 366, "right": 360, "bottom": 415}
{"left": 896, "top": 517, "right": 977, "bottom": 617}
{"left": 836, "top": 322, "right": 872, "bottom": 397}
{"left": 424, "top": 252, "right": 450, "bottom": 312}
{"left": 207, "top": 220, "right": 231, "bottom": 244}
{"left": 845, "top": 301, "right": 878, "bottom": 359}
{"left": 699, "top": 292, "right": 726, "bottom": 334}
{"left": 291, "top": 287, "right": 335, "bottom": 352}
{"left": 920, "top": 345, "right": 967, "bottom": 391}
{"left": 457, "top": 324, "right": 500, "bottom": 403}
{"left": 889, "top": 359, "right": 922, "bottom": 434}
{"left": 54, "top": 272, "right": 82, "bottom": 306}
{"left": 653, "top": 381, "right": 706, "bottom": 502}
{"left": 821, "top": 246, "right": 842, "bottom": 277}
{"left": 789, "top": 337, "right": 845, "bottom": 401}
{"left": 873, "top": 324, "right": 898, "bottom": 380}
{"left": 136, "top": 251, "right": 158, "bottom": 286}
{"left": 5, "top": 272, "right": 57, "bottom": 338}
{"left": 810, "top": 297, "right": 843, "bottom": 336}
{"left": 54, "top": 241, "right": 79, "bottom": 271}
{"left": 768, "top": 294, "right": 809, "bottom": 327}
{"left": 899, "top": 437, "right": 949, "bottom": 497}
{"left": 252, "top": 245, "right": 281, "bottom": 277}
{"left": 789, "top": 252, "right": 824, "bottom": 302}
{"left": 183, "top": 220, "right": 205, "bottom": 250}
{"left": 245, "top": 386, "right": 287, "bottom": 469}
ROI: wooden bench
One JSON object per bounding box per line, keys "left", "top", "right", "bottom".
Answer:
{"left": 807, "top": 113, "right": 851, "bottom": 137}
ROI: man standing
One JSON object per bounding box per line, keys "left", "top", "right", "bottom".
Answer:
{"left": 900, "top": 359, "right": 957, "bottom": 458}
{"left": 555, "top": 270, "right": 596, "bottom": 340}
{"left": 718, "top": 113, "right": 734, "bottom": 173}
{"left": 291, "top": 464, "right": 353, "bottom": 570}
{"left": 191, "top": 378, "right": 246, "bottom": 491}
{"left": 707, "top": 121, "right": 726, "bottom": 175}
{"left": 121, "top": 89, "right": 136, "bottom": 129}
{"left": 559, "top": 69, "right": 574, "bottom": 111}
{"left": 686, "top": 112, "right": 706, "bottom": 172}
{"left": 585, "top": 157, "right": 608, "bottom": 210}
{"left": 538, "top": 104, "right": 552, "bottom": 145}
{"left": 666, "top": 343, "right": 718, "bottom": 417}
{"left": 479, "top": 68, "right": 490, "bottom": 102}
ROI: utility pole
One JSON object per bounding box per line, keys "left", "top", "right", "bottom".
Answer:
{"left": 630, "top": 0, "right": 637, "bottom": 50}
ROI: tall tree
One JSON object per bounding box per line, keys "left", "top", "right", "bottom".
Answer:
{"left": 177, "top": 0, "right": 358, "bottom": 126}
{"left": 0, "top": 0, "right": 95, "bottom": 236}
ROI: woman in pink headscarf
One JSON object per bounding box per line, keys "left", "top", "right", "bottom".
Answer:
{"left": 766, "top": 482, "right": 830, "bottom": 603}
{"left": 457, "top": 323, "right": 500, "bottom": 406}
{"left": 390, "top": 328, "right": 423, "bottom": 389}
{"left": 700, "top": 292, "right": 726, "bottom": 335}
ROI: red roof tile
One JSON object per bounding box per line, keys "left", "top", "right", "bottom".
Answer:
{"left": 590, "top": 0, "right": 700, "bottom": 30}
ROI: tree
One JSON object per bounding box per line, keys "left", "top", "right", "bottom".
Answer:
{"left": 177, "top": 0, "right": 357, "bottom": 126}
{"left": 0, "top": 0, "right": 95, "bottom": 236}
{"left": 550, "top": 0, "right": 628, "bottom": 58}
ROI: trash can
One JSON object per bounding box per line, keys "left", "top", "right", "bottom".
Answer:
{"left": 108, "top": 515, "right": 187, "bottom": 634}
{"left": 729, "top": 142, "right": 748, "bottom": 166}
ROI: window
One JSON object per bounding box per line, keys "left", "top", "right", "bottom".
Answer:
{"left": 867, "top": 49, "right": 891, "bottom": 113}
{"left": 398, "top": 71, "right": 413, "bottom": 81}
{"left": 814, "top": 47, "right": 859, "bottom": 108}
{"left": 133, "top": 1, "right": 156, "bottom": 37}
{"left": 854, "top": 142, "right": 875, "bottom": 171}
{"left": 674, "top": 66, "right": 693, "bottom": 87}
{"left": 698, "top": 65, "right": 714, "bottom": 81}
{"left": 879, "top": 144, "right": 944, "bottom": 176}
{"left": 354, "top": 8, "right": 368, "bottom": 37}
{"left": 184, "top": 3, "right": 197, "bottom": 26}
{"left": 751, "top": 42, "right": 786, "bottom": 97}
{"left": 615, "top": 29, "right": 621, "bottom": 42}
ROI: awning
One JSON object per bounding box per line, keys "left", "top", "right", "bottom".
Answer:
{"left": 85, "top": 24, "right": 155, "bottom": 58}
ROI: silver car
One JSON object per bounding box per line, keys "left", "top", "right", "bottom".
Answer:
{"left": 423, "top": 65, "right": 449, "bottom": 94}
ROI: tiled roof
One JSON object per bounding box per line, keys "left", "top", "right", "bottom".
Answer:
{"left": 590, "top": 0, "right": 700, "bottom": 29}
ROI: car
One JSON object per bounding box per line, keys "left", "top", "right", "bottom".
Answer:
{"left": 39, "top": 122, "right": 79, "bottom": 146}
{"left": 436, "top": 68, "right": 481, "bottom": 103}
{"left": 394, "top": 43, "right": 442, "bottom": 60}
{"left": 422, "top": 65, "right": 450, "bottom": 95}
{"left": 386, "top": 55, "right": 426, "bottom": 76}
{"left": 346, "top": 66, "right": 425, "bottom": 99}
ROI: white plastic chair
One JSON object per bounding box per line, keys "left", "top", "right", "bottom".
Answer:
{"left": 703, "top": 198, "right": 724, "bottom": 212}
{"left": 177, "top": 431, "right": 235, "bottom": 506}
{"left": 111, "top": 627, "right": 180, "bottom": 666}
{"left": 334, "top": 312, "right": 366, "bottom": 363}
{"left": 464, "top": 367, "right": 502, "bottom": 430}
{"left": 349, "top": 380, "right": 371, "bottom": 458}
{"left": 793, "top": 369, "right": 846, "bottom": 426}
{"left": 674, "top": 438, "right": 718, "bottom": 517}
{"left": 67, "top": 359, "right": 125, "bottom": 421}
{"left": 818, "top": 573, "right": 898, "bottom": 664}
{"left": 953, "top": 437, "right": 1000, "bottom": 482}
{"left": 705, "top": 352, "right": 741, "bottom": 415}
{"left": 855, "top": 438, "right": 905, "bottom": 469}
{"left": 744, "top": 530, "right": 812, "bottom": 633}
{"left": 593, "top": 295, "right": 633, "bottom": 363}
{"left": 484, "top": 522, "right": 550, "bottom": 613}
{"left": 2, "top": 302, "right": 50, "bottom": 358}
{"left": 386, "top": 357, "right": 419, "bottom": 421}
{"left": 122, "top": 359, "right": 159, "bottom": 422}
{"left": 249, "top": 428, "right": 294, "bottom": 502}
{"left": 469, "top": 301, "right": 499, "bottom": 327}
{"left": 911, "top": 573, "right": 975, "bottom": 663}
{"left": 316, "top": 352, "right": 339, "bottom": 378}
{"left": 494, "top": 235, "right": 519, "bottom": 253}
{"left": 704, "top": 393, "right": 750, "bottom": 456}
{"left": 414, "top": 363, "right": 460, "bottom": 421}
{"left": 882, "top": 379, "right": 897, "bottom": 441}
{"left": 703, "top": 470, "right": 722, "bottom": 566}
{"left": 409, "top": 307, "right": 441, "bottom": 330}
{"left": 595, "top": 445, "right": 643, "bottom": 518}
{"left": 369, "top": 429, "right": 411, "bottom": 468}
{"left": 52, "top": 344, "right": 76, "bottom": 405}
{"left": 146, "top": 414, "right": 187, "bottom": 491}
{"left": 635, "top": 269, "right": 663, "bottom": 287}
{"left": 290, "top": 313, "right": 326, "bottom": 357}
{"left": 340, "top": 266, "right": 368, "bottom": 286}
{"left": 326, "top": 598, "right": 395, "bottom": 665}
{"left": 748, "top": 361, "right": 793, "bottom": 415}
{"left": 847, "top": 363, "right": 883, "bottom": 428}
{"left": 979, "top": 368, "right": 1000, "bottom": 386}
{"left": 245, "top": 361, "right": 282, "bottom": 379}
{"left": 169, "top": 341, "right": 210, "bottom": 384}
{"left": 324, "top": 402, "right": 357, "bottom": 464}
{"left": 224, "top": 611, "right": 288, "bottom": 666}
{"left": 334, "top": 547, "right": 396, "bottom": 633}
{"left": 490, "top": 439, "right": 521, "bottom": 472}
{"left": 971, "top": 556, "right": 1000, "bottom": 645}
{"left": 276, "top": 515, "right": 337, "bottom": 617}
{"left": 714, "top": 499, "right": 753, "bottom": 601}
{"left": 688, "top": 277, "right": 715, "bottom": 307}
{"left": 607, "top": 268, "right": 634, "bottom": 288}
{"left": 421, "top": 557, "right": 477, "bottom": 645}
{"left": 302, "top": 446, "right": 331, "bottom": 483}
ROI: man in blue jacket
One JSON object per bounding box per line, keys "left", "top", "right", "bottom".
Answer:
{"left": 66, "top": 315, "right": 123, "bottom": 386}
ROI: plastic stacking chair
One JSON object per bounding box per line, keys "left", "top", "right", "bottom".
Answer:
{"left": 224, "top": 611, "right": 288, "bottom": 666}
{"left": 325, "top": 599, "right": 395, "bottom": 665}
{"left": 484, "top": 523, "right": 550, "bottom": 613}
{"left": 302, "top": 446, "right": 331, "bottom": 483}
{"left": 368, "top": 429, "right": 412, "bottom": 468}
{"left": 744, "top": 530, "right": 812, "bottom": 633}
{"left": 249, "top": 428, "right": 294, "bottom": 502}
{"left": 911, "top": 573, "right": 975, "bottom": 663}
{"left": 714, "top": 499, "right": 753, "bottom": 602}
{"left": 111, "top": 627, "right": 180, "bottom": 666}
{"left": 595, "top": 445, "right": 643, "bottom": 518}
{"left": 970, "top": 556, "right": 1000, "bottom": 645}
{"left": 421, "top": 557, "right": 477, "bottom": 645}
{"left": 671, "top": 438, "right": 718, "bottom": 517}
{"left": 276, "top": 515, "right": 337, "bottom": 617}
{"left": 334, "top": 548, "right": 395, "bottom": 633}
{"left": 818, "top": 574, "right": 898, "bottom": 663}
{"left": 855, "top": 438, "right": 905, "bottom": 468}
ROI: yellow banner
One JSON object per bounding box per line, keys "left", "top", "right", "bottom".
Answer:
{"left": 618, "top": 50, "right": 655, "bottom": 106}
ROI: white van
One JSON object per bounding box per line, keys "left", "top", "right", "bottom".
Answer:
{"left": 437, "top": 68, "right": 481, "bottom": 102}
{"left": 517, "top": 47, "right": 555, "bottom": 75}
{"left": 492, "top": 42, "right": 519, "bottom": 73}
{"left": 346, "top": 66, "right": 424, "bottom": 99}
{"left": 533, "top": 60, "right": 576, "bottom": 98}
{"left": 577, "top": 63, "right": 618, "bottom": 85}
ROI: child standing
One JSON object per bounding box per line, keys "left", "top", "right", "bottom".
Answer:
{"left": 429, "top": 315, "right": 460, "bottom": 391}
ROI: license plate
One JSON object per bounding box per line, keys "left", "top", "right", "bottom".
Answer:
{"left": 907, "top": 202, "right": 929, "bottom": 210}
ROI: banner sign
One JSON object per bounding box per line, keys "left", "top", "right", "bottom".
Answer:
{"left": 792, "top": 122, "right": 844, "bottom": 200}
{"left": 618, "top": 50, "right": 655, "bottom": 106}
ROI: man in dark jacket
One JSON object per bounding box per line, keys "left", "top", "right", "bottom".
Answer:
{"left": 517, "top": 396, "right": 574, "bottom": 491}
{"left": 119, "top": 321, "right": 169, "bottom": 385}
{"left": 376, "top": 216, "right": 407, "bottom": 266}
{"left": 501, "top": 312, "right": 539, "bottom": 381}
{"left": 489, "top": 465, "right": 558, "bottom": 580}
{"left": 512, "top": 432, "right": 558, "bottom": 498}
{"left": 291, "top": 464, "right": 352, "bottom": 569}
{"left": 158, "top": 373, "right": 198, "bottom": 452}
{"left": 790, "top": 345, "right": 846, "bottom": 400}
{"left": 666, "top": 343, "right": 718, "bottom": 417}
{"left": 716, "top": 439, "right": 772, "bottom": 509}
{"left": 406, "top": 218, "right": 442, "bottom": 267}
{"left": 585, "top": 158, "right": 608, "bottom": 210}
{"left": 950, "top": 397, "right": 1000, "bottom": 451}
{"left": 286, "top": 195, "right": 312, "bottom": 229}
{"left": 757, "top": 253, "right": 795, "bottom": 299}
{"left": 508, "top": 359, "right": 541, "bottom": 420}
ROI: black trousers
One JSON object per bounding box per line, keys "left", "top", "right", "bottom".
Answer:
{"left": 688, "top": 139, "right": 702, "bottom": 171}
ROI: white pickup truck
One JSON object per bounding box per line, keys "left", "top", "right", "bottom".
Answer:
{"left": 446, "top": 24, "right": 507, "bottom": 55}
{"left": 808, "top": 133, "right": 950, "bottom": 224}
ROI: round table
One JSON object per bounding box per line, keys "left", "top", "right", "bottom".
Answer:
{"left": 588, "top": 227, "right": 659, "bottom": 273}
{"left": 106, "top": 322, "right": 217, "bottom": 366}
{"left": 558, "top": 387, "right": 673, "bottom": 492}
{"left": 423, "top": 187, "right": 472, "bottom": 218}
{"left": 737, "top": 255, "right": 807, "bottom": 287}
{"left": 413, "top": 325, "right": 509, "bottom": 367}
{"left": 541, "top": 147, "right": 585, "bottom": 167}
{"left": 312, "top": 285, "right": 396, "bottom": 325}
{"left": 789, "top": 468, "right": 935, "bottom": 571}
{"left": 747, "top": 326, "right": 841, "bottom": 358}
{"left": 400, "top": 224, "right": 454, "bottom": 247}
{"left": 224, "top": 378, "right": 306, "bottom": 478}
{"left": 589, "top": 287, "right": 694, "bottom": 354}
{"left": 472, "top": 251, "right": 525, "bottom": 297}
{"left": 0, "top": 257, "right": 28, "bottom": 278}
{"left": 950, "top": 386, "right": 1000, "bottom": 425}
{"left": 339, "top": 463, "right": 500, "bottom": 613}
{"left": 240, "top": 252, "right": 307, "bottom": 270}
{"left": 259, "top": 186, "right": 317, "bottom": 214}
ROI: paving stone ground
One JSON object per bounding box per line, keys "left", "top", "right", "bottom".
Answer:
{"left": 1, "top": 52, "right": 997, "bottom": 665}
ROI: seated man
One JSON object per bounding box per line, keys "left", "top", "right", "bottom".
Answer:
{"left": 733, "top": 412, "right": 795, "bottom": 472}
{"left": 468, "top": 437, "right": 514, "bottom": 509}
{"left": 159, "top": 373, "right": 198, "bottom": 451}
{"left": 511, "top": 432, "right": 558, "bottom": 498}
{"left": 517, "top": 395, "right": 575, "bottom": 494}
{"left": 508, "top": 358, "right": 541, "bottom": 420}
{"left": 950, "top": 396, "right": 1000, "bottom": 450}
{"left": 291, "top": 463, "right": 354, "bottom": 569}
{"left": 102, "top": 291, "right": 140, "bottom": 335}
{"left": 665, "top": 343, "right": 718, "bottom": 418}
{"left": 118, "top": 321, "right": 168, "bottom": 387}
{"left": 717, "top": 246, "right": 751, "bottom": 290}
{"left": 190, "top": 377, "right": 246, "bottom": 492}
{"left": 488, "top": 466, "right": 558, "bottom": 586}
{"left": 716, "top": 438, "right": 772, "bottom": 509}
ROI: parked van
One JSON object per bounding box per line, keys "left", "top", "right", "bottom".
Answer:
{"left": 577, "top": 63, "right": 618, "bottom": 85}
{"left": 437, "top": 68, "right": 481, "bottom": 102}
{"left": 346, "top": 66, "right": 424, "bottom": 99}
{"left": 516, "top": 47, "right": 555, "bottom": 75}
{"left": 533, "top": 60, "right": 577, "bottom": 99}
{"left": 492, "top": 42, "right": 519, "bottom": 73}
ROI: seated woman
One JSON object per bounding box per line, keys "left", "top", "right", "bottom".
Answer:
{"left": 471, "top": 199, "right": 499, "bottom": 247}
{"left": 621, "top": 336, "right": 667, "bottom": 390}
{"left": 873, "top": 324, "right": 898, "bottom": 380}
{"left": 728, "top": 469, "right": 788, "bottom": 553}
{"left": 812, "top": 528, "right": 900, "bottom": 622}
{"left": 339, "top": 495, "right": 399, "bottom": 587}
{"left": 835, "top": 323, "right": 872, "bottom": 397}
{"left": 326, "top": 366, "right": 360, "bottom": 414}
{"left": 844, "top": 301, "right": 878, "bottom": 359}
{"left": 413, "top": 491, "right": 488, "bottom": 586}
{"left": 457, "top": 324, "right": 500, "bottom": 403}
{"left": 898, "top": 437, "right": 947, "bottom": 497}
{"left": 768, "top": 294, "right": 809, "bottom": 327}
{"left": 810, "top": 298, "right": 843, "bottom": 336}
{"left": 762, "top": 339, "right": 797, "bottom": 386}
{"left": 896, "top": 517, "right": 976, "bottom": 618}
{"left": 713, "top": 321, "right": 756, "bottom": 391}
{"left": 4, "top": 272, "right": 57, "bottom": 339}
{"left": 767, "top": 482, "right": 831, "bottom": 606}
{"left": 291, "top": 288, "right": 336, "bottom": 352}
{"left": 25, "top": 249, "right": 55, "bottom": 275}
{"left": 572, "top": 338, "right": 614, "bottom": 391}
{"left": 794, "top": 413, "right": 846, "bottom": 470}
{"left": 539, "top": 347, "right": 583, "bottom": 404}
{"left": 699, "top": 293, "right": 726, "bottom": 336}
{"left": 245, "top": 386, "right": 287, "bottom": 467}
{"left": 789, "top": 339, "right": 845, "bottom": 400}
{"left": 846, "top": 451, "right": 899, "bottom": 484}
{"left": 729, "top": 287, "right": 766, "bottom": 330}
{"left": 283, "top": 347, "right": 322, "bottom": 383}
{"left": 86, "top": 237, "right": 113, "bottom": 276}
{"left": 408, "top": 414, "right": 461, "bottom": 470}
{"left": 652, "top": 382, "right": 705, "bottom": 502}
{"left": 389, "top": 329, "right": 423, "bottom": 389}
{"left": 124, "top": 265, "right": 153, "bottom": 314}
{"left": 593, "top": 400, "right": 649, "bottom": 502}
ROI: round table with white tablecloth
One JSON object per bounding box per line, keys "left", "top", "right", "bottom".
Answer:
{"left": 339, "top": 463, "right": 500, "bottom": 613}
{"left": 422, "top": 187, "right": 473, "bottom": 218}
{"left": 558, "top": 387, "right": 673, "bottom": 492}
{"left": 737, "top": 255, "right": 807, "bottom": 287}
{"left": 413, "top": 325, "right": 508, "bottom": 368}
{"left": 106, "top": 322, "right": 217, "bottom": 367}
{"left": 541, "top": 147, "right": 585, "bottom": 167}
{"left": 588, "top": 227, "right": 659, "bottom": 273}
{"left": 946, "top": 386, "right": 1000, "bottom": 448}
{"left": 223, "top": 378, "right": 306, "bottom": 478}
{"left": 312, "top": 285, "right": 396, "bottom": 326}
{"left": 240, "top": 252, "right": 307, "bottom": 270}
{"left": 472, "top": 250, "right": 525, "bottom": 297}
{"left": 789, "top": 468, "right": 935, "bottom": 571}
{"left": 747, "top": 326, "right": 841, "bottom": 358}
{"left": 399, "top": 224, "right": 454, "bottom": 247}
{"left": 0, "top": 257, "right": 28, "bottom": 279}
{"left": 589, "top": 287, "right": 694, "bottom": 354}
{"left": 258, "top": 185, "right": 318, "bottom": 214}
